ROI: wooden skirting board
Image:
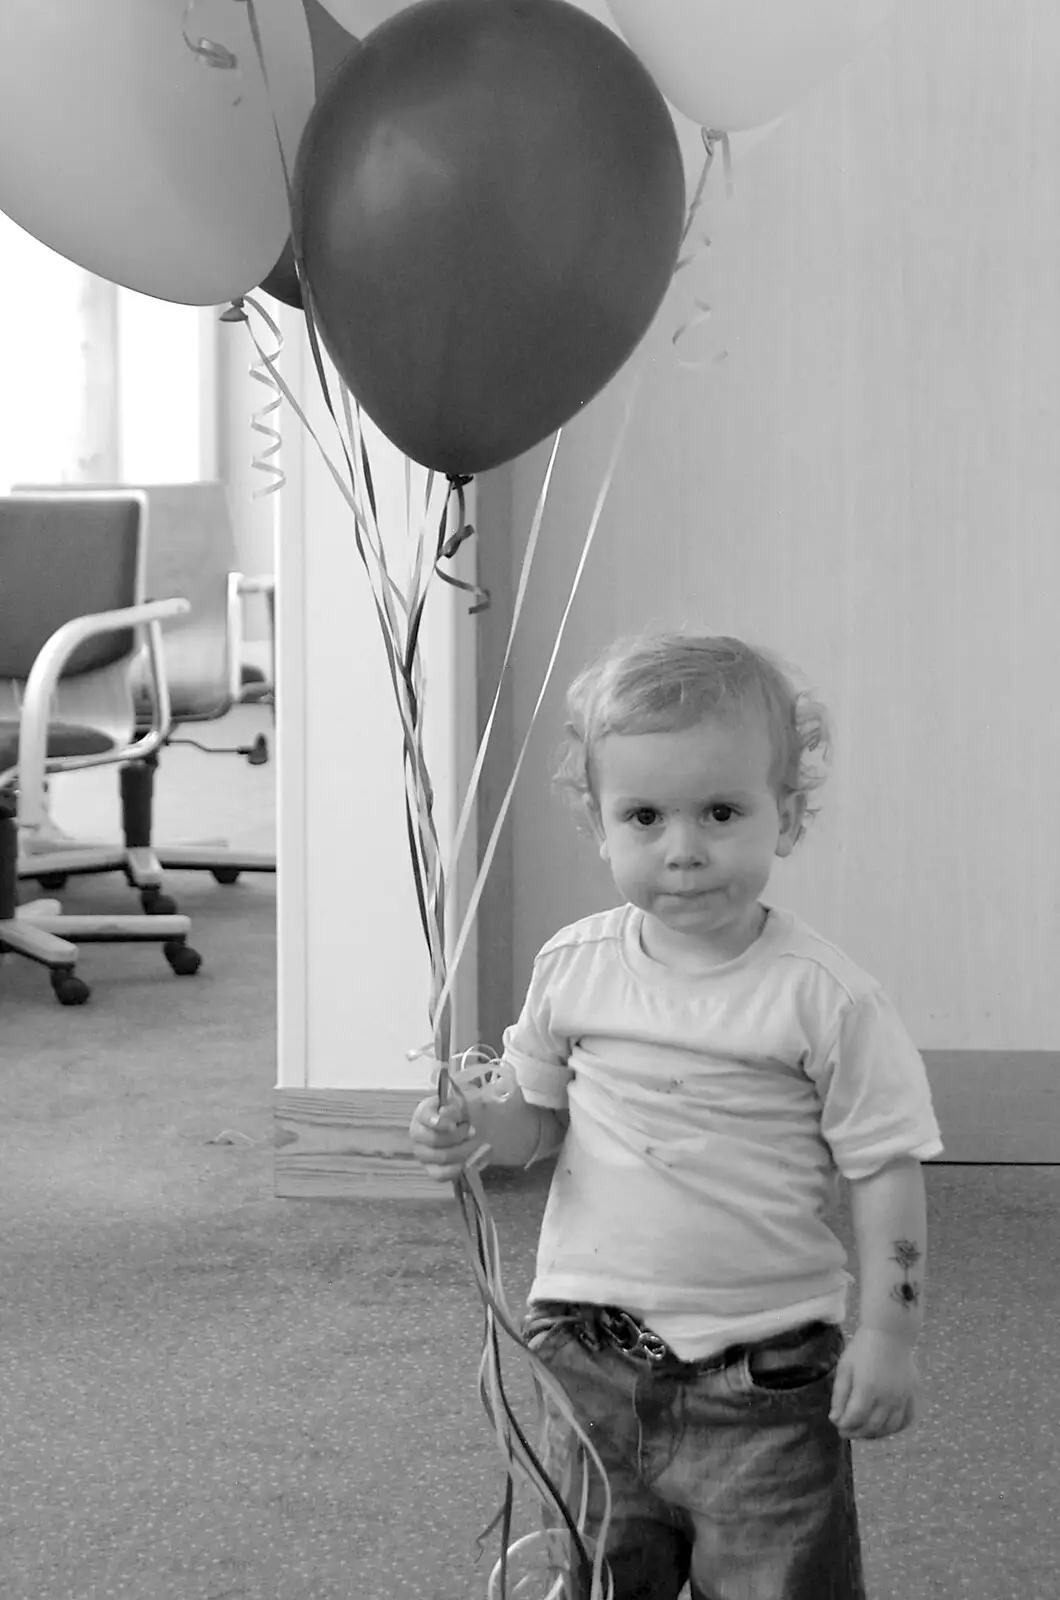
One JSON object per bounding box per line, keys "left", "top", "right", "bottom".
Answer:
{"left": 273, "top": 1052, "right": 1060, "bottom": 1200}
{"left": 274, "top": 1087, "right": 458, "bottom": 1201}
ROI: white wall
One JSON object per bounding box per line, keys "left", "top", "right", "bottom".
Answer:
{"left": 503, "top": 0, "right": 1060, "bottom": 1052}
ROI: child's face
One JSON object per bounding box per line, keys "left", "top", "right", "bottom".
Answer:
{"left": 590, "top": 713, "right": 804, "bottom": 959}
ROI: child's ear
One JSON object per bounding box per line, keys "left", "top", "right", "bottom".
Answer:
{"left": 587, "top": 801, "right": 610, "bottom": 861}
{"left": 776, "top": 792, "right": 806, "bottom": 857}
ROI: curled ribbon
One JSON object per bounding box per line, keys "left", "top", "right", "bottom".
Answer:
{"left": 220, "top": 296, "right": 287, "bottom": 497}
{"left": 671, "top": 128, "right": 732, "bottom": 373}
{"left": 181, "top": 0, "right": 243, "bottom": 102}
{"left": 435, "top": 475, "right": 492, "bottom": 616}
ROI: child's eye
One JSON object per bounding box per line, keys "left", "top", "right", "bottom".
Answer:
{"left": 626, "top": 805, "right": 739, "bottom": 828}
{"left": 629, "top": 808, "right": 659, "bottom": 828}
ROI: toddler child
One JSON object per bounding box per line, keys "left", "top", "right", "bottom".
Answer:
{"left": 409, "top": 630, "right": 943, "bottom": 1600}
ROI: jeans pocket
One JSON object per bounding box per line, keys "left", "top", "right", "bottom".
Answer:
{"left": 734, "top": 1325, "right": 843, "bottom": 1399}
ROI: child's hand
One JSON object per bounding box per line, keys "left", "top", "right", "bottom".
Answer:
{"left": 829, "top": 1328, "right": 920, "bottom": 1440}
{"left": 408, "top": 1092, "right": 492, "bottom": 1182}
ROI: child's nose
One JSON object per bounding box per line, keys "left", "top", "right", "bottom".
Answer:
{"left": 663, "top": 822, "right": 708, "bottom": 861}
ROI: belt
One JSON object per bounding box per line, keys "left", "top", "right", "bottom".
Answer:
{"left": 524, "top": 1302, "right": 834, "bottom": 1372}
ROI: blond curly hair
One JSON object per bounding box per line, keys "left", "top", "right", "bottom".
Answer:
{"left": 550, "top": 628, "right": 832, "bottom": 847}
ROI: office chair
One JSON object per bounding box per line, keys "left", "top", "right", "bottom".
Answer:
{"left": 0, "top": 490, "right": 202, "bottom": 1003}
{"left": 14, "top": 482, "right": 276, "bottom": 915}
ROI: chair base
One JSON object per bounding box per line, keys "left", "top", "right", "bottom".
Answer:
{"left": 15, "top": 751, "right": 274, "bottom": 923}
{"left": 4, "top": 902, "right": 189, "bottom": 953}
{"left": 18, "top": 835, "right": 275, "bottom": 901}
{"left": 152, "top": 843, "right": 275, "bottom": 874}
{"left": 1, "top": 900, "right": 201, "bottom": 1003}
{"left": 2, "top": 815, "right": 203, "bottom": 1004}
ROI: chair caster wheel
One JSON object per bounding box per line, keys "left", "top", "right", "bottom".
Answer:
{"left": 38, "top": 872, "right": 68, "bottom": 891}
{"left": 141, "top": 888, "right": 178, "bottom": 916}
{"left": 164, "top": 941, "right": 202, "bottom": 976}
{"left": 211, "top": 868, "right": 241, "bottom": 885}
{"left": 51, "top": 969, "right": 90, "bottom": 1005}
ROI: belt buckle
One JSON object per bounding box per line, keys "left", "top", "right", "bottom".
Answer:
{"left": 602, "top": 1310, "right": 669, "bottom": 1365}
{"left": 631, "top": 1330, "right": 669, "bottom": 1365}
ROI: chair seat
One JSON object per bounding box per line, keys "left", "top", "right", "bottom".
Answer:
{"left": 130, "top": 621, "right": 229, "bottom": 719}
{"left": 0, "top": 719, "right": 116, "bottom": 776}
{"left": 132, "top": 640, "right": 270, "bottom": 722}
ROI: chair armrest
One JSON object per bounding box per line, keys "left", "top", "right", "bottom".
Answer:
{"left": 13, "top": 597, "right": 190, "bottom": 830}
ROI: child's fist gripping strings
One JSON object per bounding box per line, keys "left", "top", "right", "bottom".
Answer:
{"left": 407, "top": 1080, "right": 492, "bottom": 1183}
{"left": 408, "top": 1060, "right": 567, "bottom": 1181}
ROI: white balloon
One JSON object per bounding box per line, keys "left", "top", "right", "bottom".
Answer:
{"left": 604, "top": 0, "right": 895, "bottom": 132}
{"left": 319, "top": 0, "right": 787, "bottom": 178}
{"left": 0, "top": 0, "right": 315, "bottom": 305}
{"left": 550, "top": 0, "right": 790, "bottom": 171}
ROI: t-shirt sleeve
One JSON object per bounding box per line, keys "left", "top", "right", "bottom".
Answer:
{"left": 808, "top": 985, "right": 945, "bottom": 1181}
{"left": 501, "top": 952, "right": 574, "bottom": 1111}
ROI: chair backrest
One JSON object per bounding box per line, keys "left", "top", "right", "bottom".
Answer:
{"left": 15, "top": 481, "right": 236, "bottom": 633}
{"left": 0, "top": 491, "right": 145, "bottom": 681}
{"left": 15, "top": 481, "right": 242, "bottom": 718}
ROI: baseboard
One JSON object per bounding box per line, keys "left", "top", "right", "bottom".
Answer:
{"left": 274, "top": 1087, "right": 458, "bottom": 1200}
{"left": 273, "top": 1052, "right": 1060, "bottom": 1199}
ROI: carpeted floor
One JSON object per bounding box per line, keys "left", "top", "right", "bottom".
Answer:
{"left": 1, "top": 708, "right": 1057, "bottom": 1599}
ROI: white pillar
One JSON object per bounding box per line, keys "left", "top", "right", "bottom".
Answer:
{"left": 269, "top": 305, "right": 480, "bottom": 1197}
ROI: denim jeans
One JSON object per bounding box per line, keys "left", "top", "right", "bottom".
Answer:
{"left": 521, "top": 1302, "right": 866, "bottom": 1600}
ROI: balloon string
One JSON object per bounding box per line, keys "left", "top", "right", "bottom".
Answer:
{"left": 247, "top": 306, "right": 286, "bottom": 498}
{"left": 672, "top": 128, "right": 732, "bottom": 372}
{"left": 232, "top": 302, "right": 444, "bottom": 1013}
{"left": 336, "top": 386, "right": 454, "bottom": 1064}
{"left": 677, "top": 128, "right": 722, "bottom": 262}
{"left": 221, "top": 296, "right": 286, "bottom": 497}
{"left": 336, "top": 386, "right": 452, "bottom": 1060}
{"left": 426, "top": 369, "right": 644, "bottom": 1061}
{"left": 436, "top": 476, "right": 492, "bottom": 615}
{"left": 235, "top": 293, "right": 448, "bottom": 1032}
{"left": 430, "top": 1054, "right": 616, "bottom": 1600}
{"left": 242, "top": 7, "right": 617, "bottom": 1592}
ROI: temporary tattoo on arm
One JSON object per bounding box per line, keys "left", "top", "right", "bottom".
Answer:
{"left": 889, "top": 1238, "right": 922, "bottom": 1310}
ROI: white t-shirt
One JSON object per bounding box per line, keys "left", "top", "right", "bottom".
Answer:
{"left": 503, "top": 901, "right": 944, "bottom": 1361}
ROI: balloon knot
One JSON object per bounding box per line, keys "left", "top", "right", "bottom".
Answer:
{"left": 448, "top": 474, "right": 474, "bottom": 490}
{"left": 220, "top": 299, "right": 248, "bottom": 323}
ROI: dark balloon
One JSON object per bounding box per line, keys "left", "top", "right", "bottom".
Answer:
{"left": 303, "top": 0, "right": 361, "bottom": 92}
{"left": 259, "top": 0, "right": 360, "bottom": 309}
{"left": 259, "top": 235, "right": 303, "bottom": 311}
{"left": 293, "top": 0, "right": 686, "bottom": 474}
